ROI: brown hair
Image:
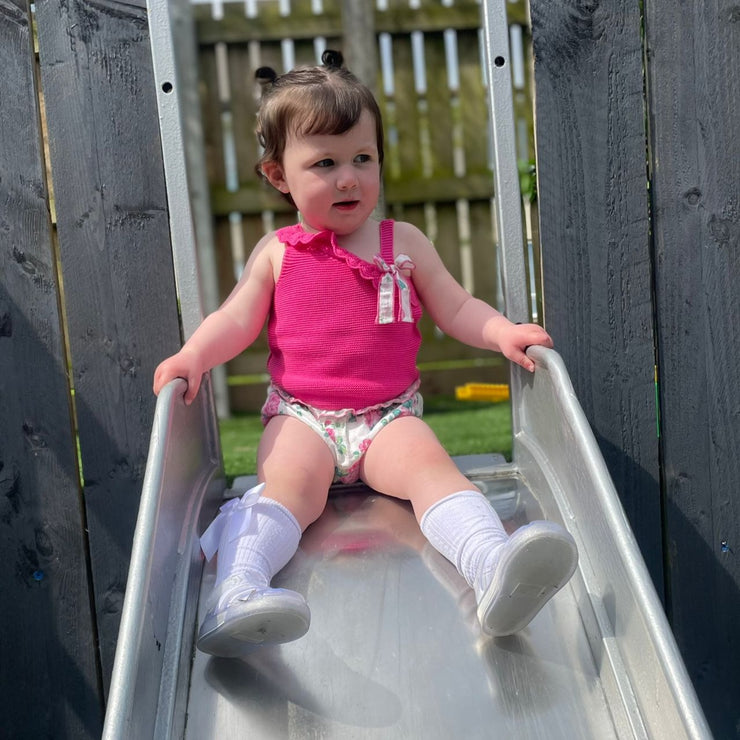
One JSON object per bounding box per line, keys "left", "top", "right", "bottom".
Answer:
{"left": 254, "top": 50, "right": 384, "bottom": 181}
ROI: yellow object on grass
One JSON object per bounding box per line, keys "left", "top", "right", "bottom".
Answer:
{"left": 455, "top": 383, "right": 510, "bottom": 403}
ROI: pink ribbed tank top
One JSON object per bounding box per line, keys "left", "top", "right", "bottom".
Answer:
{"left": 267, "top": 219, "right": 422, "bottom": 410}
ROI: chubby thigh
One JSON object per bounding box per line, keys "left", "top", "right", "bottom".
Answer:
{"left": 257, "top": 395, "right": 476, "bottom": 529}
{"left": 257, "top": 415, "right": 335, "bottom": 531}
{"left": 359, "top": 415, "right": 480, "bottom": 521}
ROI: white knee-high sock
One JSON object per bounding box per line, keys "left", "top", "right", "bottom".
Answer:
{"left": 420, "top": 490, "right": 509, "bottom": 601}
{"left": 211, "top": 495, "right": 302, "bottom": 588}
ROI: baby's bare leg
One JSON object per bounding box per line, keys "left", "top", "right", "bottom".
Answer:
{"left": 359, "top": 415, "right": 478, "bottom": 519}
{"left": 197, "top": 415, "right": 334, "bottom": 656}
{"left": 360, "top": 416, "right": 577, "bottom": 636}
{"left": 258, "top": 414, "right": 335, "bottom": 529}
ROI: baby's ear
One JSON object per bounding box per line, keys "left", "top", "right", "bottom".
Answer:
{"left": 260, "top": 161, "right": 289, "bottom": 193}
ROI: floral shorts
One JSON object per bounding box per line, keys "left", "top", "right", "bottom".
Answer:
{"left": 261, "top": 382, "right": 423, "bottom": 484}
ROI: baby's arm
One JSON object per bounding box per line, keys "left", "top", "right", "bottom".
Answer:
{"left": 398, "top": 222, "right": 552, "bottom": 372}
{"left": 153, "top": 234, "right": 278, "bottom": 403}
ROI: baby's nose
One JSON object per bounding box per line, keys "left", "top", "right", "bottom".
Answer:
{"left": 336, "top": 166, "right": 358, "bottom": 190}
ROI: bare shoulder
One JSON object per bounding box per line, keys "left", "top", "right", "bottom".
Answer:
{"left": 246, "top": 230, "right": 286, "bottom": 279}
{"left": 391, "top": 220, "right": 442, "bottom": 267}
{"left": 251, "top": 230, "right": 284, "bottom": 258}
{"left": 391, "top": 219, "right": 428, "bottom": 246}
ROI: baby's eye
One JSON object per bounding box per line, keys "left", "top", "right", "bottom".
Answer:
{"left": 355, "top": 154, "right": 372, "bottom": 164}
{"left": 314, "top": 158, "right": 334, "bottom": 168}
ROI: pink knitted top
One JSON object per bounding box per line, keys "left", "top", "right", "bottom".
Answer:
{"left": 267, "top": 219, "right": 423, "bottom": 410}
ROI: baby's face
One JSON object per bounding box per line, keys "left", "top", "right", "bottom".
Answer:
{"left": 271, "top": 109, "right": 381, "bottom": 236}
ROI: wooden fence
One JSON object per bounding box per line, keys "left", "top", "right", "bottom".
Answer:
{"left": 1, "top": 0, "right": 180, "bottom": 735}
{"left": 530, "top": 0, "right": 739, "bottom": 736}
{"left": 191, "top": 0, "right": 540, "bottom": 412}
{"left": 0, "top": 0, "right": 737, "bottom": 738}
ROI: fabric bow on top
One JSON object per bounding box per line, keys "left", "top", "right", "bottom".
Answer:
{"left": 374, "top": 254, "right": 415, "bottom": 324}
{"left": 199, "top": 482, "right": 265, "bottom": 561}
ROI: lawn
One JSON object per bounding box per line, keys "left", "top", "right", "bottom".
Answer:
{"left": 218, "top": 396, "right": 513, "bottom": 479}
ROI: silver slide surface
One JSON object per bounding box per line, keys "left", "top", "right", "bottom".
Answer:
{"left": 103, "top": 350, "right": 711, "bottom": 739}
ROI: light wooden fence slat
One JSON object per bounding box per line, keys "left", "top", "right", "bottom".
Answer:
{"left": 424, "top": 32, "right": 456, "bottom": 177}
{"left": 645, "top": 0, "right": 740, "bottom": 735}
{"left": 469, "top": 198, "right": 500, "bottom": 305}
{"left": 459, "top": 28, "right": 492, "bottom": 177}
{"left": 0, "top": 2, "right": 103, "bottom": 736}
{"left": 201, "top": 48, "right": 227, "bottom": 188}
{"left": 35, "top": 0, "right": 182, "bottom": 693}
{"left": 228, "top": 42, "right": 260, "bottom": 184}
{"left": 390, "top": 35, "right": 423, "bottom": 179}
{"left": 529, "top": 0, "right": 663, "bottom": 591}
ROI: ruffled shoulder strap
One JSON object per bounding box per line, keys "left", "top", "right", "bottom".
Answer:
{"left": 275, "top": 223, "right": 323, "bottom": 246}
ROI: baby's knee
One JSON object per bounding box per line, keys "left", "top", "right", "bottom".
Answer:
{"left": 261, "top": 476, "right": 330, "bottom": 531}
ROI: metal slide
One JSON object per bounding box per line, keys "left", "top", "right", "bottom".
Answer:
{"left": 103, "top": 0, "right": 712, "bottom": 737}
{"left": 104, "top": 354, "right": 711, "bottom": 740}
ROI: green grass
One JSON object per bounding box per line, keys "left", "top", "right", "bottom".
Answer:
{"left": 218, "top": 396, "right": 512, "bottom": 479}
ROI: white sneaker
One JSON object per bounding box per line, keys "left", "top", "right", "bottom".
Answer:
{"left": 477, "top": 521, "right": 578, "bottom": 636}
{"left": 197, "top": 573, "right": 311, "bottom": 657}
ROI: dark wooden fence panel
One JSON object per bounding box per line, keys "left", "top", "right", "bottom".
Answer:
{"left": 0, "top": 2, "right": 103, "bottom": 736}
{"left": 528, "top": 0, "right": 663, "bottom": 594}
{"left": 35, "top": 0, "right": 182, "bottom": 698}
{"left": 644, "top": 0, "right": 740, "bottom": 735}
{"left": 532, "top": 0, "right": 740, "bottom": 735}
